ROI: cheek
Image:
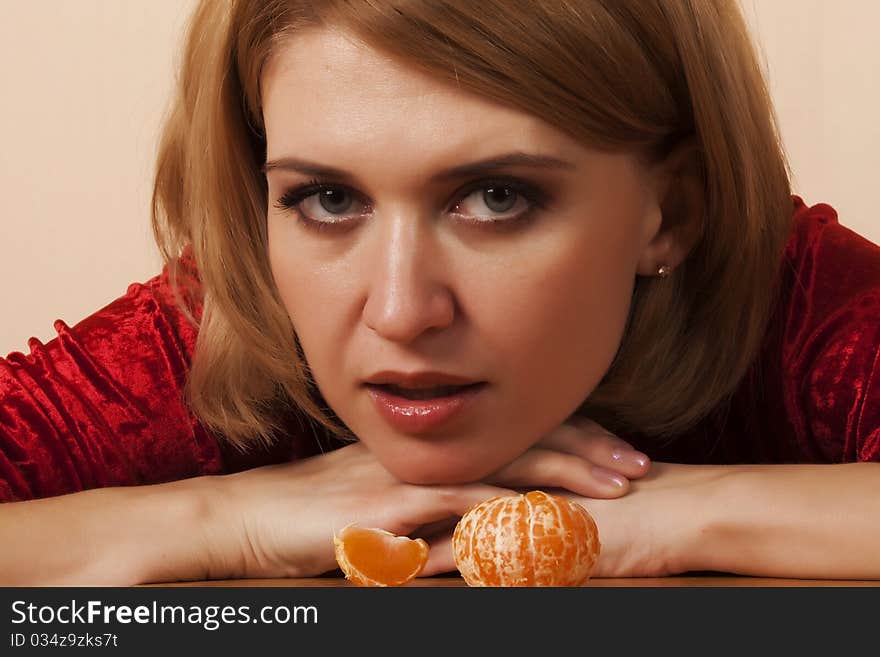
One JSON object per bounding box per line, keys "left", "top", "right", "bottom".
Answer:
{"left": 559, "top": 259, "right": 634, "bottom": 379}
{"left": 267, "top": 220, "right": 303, "bottom": 323}
{"left": 266, "top": 220, "right": 345, "bottom": 375}
{"left": 490, "top": 237, "right": 636, "bottom": 416}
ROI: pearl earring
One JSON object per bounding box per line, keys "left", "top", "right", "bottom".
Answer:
{"left": 657, "top": 265, "right": 672, "bottom": 278}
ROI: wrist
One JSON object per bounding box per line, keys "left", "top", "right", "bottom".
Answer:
{"left": 118, "top": 476, "right": 226, "bottom": 585}
{"left": 660, "top": 465, "right": 738, "bottom": 575}
{"left": 184, "top": 473, "right": 254, "bottom": 582}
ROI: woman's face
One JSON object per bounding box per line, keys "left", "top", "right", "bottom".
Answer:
{"left": 263, "top": 29, "right": 669, "bottom": 484}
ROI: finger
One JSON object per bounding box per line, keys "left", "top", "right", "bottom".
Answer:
{"left": 391, "top": 483, "right": 516, "bottom": 536}
{"left": 426, "top": 483, "right": 519, "bottom": 517}
{"left": 541, "top": 418, "right": 651, "bottom": 479}
{"left": 484, "top": 447, "right": 631, "bottom": 499}
{"left": 420, "top": 532, "right": 458, "bottom": 577}
{"left": 410, "top": 516, "right": 458, "bottom": 542}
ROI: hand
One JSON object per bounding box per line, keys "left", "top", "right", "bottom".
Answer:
{"left": 199, "top": 442, "right": 515, "bottom": 580}
{"left": 485, "top": 414, "right": 651, "bottom": 498}
{"left": 418, "top": 415, "right": 651, "bottom": 575}
{"left": 564, "top": 462, "right": 732, "bottom": 577}
{"left": 421, "top": 461, "right": 727, "bottom": 579}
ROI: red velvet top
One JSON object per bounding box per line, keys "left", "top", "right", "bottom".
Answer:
{"left": 2, "top": 196, "right": 879, "bottom": 502}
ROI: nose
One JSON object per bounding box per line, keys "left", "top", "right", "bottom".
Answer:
{"left": 361, "top": 212, "right": 456, "bottom": 344}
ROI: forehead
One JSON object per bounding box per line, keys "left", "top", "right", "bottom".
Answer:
{"left": 260, "top": 28, "right": 579, "bottom": 162}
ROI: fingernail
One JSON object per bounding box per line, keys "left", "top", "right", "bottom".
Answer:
{"left": 611, "top": 448, "right": 650, "bottom": 468}
{"left": 592, "top": 465, "right": 627, "bottom": 488}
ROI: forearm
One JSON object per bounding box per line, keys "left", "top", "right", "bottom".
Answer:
{"left": 0, "top": 476, "right": 224, "bottom": 586}
{"left": 689, "top": 462, "right": 880, "bottom": 579}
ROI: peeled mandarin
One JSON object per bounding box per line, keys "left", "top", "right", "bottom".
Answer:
{"left": 452, "top": 491, "right": 600, "bottom": 586}
{"left": 333, "top": 524, "right": 429, "bottom": 587}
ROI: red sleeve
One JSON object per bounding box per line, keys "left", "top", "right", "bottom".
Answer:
{"left": 0, "top": 260, "right": 225, "bottom": 502}
{"left": 802, "top": 299, "right": 880, "bottom": 462}
{"left": 858, "top": 349, "right": 880, "bottom": 460}
{"left": 784, "top": 199, "right": 880, "bottom": 462}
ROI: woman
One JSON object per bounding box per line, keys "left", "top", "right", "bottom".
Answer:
{"left": 1, "top": 0, "right": 878, "bottom": 584}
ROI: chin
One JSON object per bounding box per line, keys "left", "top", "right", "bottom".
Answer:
{"left": 383, "top": 452, "right": 498, "bottom": 486}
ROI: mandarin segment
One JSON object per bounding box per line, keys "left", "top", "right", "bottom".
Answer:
{"left": 452, "top": 491, "right": 600, "bottom": 587}
{"left": 333, "top": 524, "right": 429, "bottom": 587}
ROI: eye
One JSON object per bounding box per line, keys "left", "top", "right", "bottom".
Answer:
{"left": 304, "top": 188, "right": 357, "bottom": 216}
{"left": 274, "top": 180, "right": 370, "bottom": 230}
{"left": 451, "top": 181, "right": 546, "bottom": 224}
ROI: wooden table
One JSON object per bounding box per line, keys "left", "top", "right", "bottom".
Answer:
{"left": 147, "top": 575, "right": 880, "bottom": 587}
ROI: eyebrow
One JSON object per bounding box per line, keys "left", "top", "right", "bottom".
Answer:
{"left": 261, "top": 152, "right": 576, "bottom": 183}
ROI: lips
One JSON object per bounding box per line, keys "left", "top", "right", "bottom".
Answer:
{"left": 366, "top": 382, "right": 487, "bottom": 434}
{"left": 367, "top": 383, "right": 480, "bottom": 400}
{"left": 363, "top": 370, "right": 483, "bottom": 389}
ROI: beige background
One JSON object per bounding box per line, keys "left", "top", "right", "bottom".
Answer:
{"left": 1, "top": 0, "right": 878, "bottom": 355}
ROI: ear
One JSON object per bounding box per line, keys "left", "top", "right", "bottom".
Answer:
{"left": 635, "top": 138, "right": 704, "bottom": 277}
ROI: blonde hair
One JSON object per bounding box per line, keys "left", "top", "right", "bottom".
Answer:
{"left": 152, "top": 0, "right": 792, "bottom": 450}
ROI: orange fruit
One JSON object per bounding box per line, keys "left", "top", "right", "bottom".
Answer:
{"left": 333, "top": 524, "right": 429, "bottom": 587}
{"left": 452, "top": 490, "right": 600, "bottom": 586}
